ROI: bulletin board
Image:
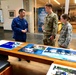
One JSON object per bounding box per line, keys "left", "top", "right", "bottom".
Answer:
{"left": 0, "top": 9, "right": 3, "bottom": 23}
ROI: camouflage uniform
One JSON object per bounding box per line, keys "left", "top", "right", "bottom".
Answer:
{"left": 43, "top": 12, "right": 58, "bottom": 46}
{"left": 58, "top": 22, "right": 72, "bottom": 48}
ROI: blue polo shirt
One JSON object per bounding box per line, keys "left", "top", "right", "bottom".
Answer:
{"left": 11, "top": 16, "right": 28, "bottom": 41}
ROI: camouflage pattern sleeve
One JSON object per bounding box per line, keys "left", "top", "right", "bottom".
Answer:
{"left": 62, "top": 25, "right": 72, "bottom": 47}
{"left": 51, "top": 14, "right": 58, "bottom": 37}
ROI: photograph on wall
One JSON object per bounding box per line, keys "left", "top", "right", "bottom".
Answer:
{"left": 47, "top": 63, "right": 76, "bottom": 75}
{"left": 38, "top": 7, "right": 47, "bottom": 32}
{"left": 0, "top": 9, "right": 4, "bottom": 23}
{"left": 8, "top": 10, "right": 16, "bottom": 19}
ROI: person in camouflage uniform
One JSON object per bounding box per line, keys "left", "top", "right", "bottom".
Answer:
{"left": 58, "top": 14, "right": 72, "bottom": 48}
{"left": 42, "top": 3, "right": 58, "bottom": 46}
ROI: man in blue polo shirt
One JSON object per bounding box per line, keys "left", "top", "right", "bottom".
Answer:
{"left": 11, "top": 9, "right": 30, "bottom": 62}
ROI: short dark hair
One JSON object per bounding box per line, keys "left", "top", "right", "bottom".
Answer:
{"left": 45, "top": 3, "right": 53, "bottom": 8}
{"left": 61, "top": 14, "right": 69, "bottom": 20}
{"left": 18, "top": 9, "right": 25, "bottom": 14}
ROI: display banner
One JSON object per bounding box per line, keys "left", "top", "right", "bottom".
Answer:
{"left": 38, "top": 7, "right": 47, "bottom": 32}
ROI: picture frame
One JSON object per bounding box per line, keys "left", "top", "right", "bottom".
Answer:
{"left": 8, "top": 10, "right": 16, "bottom": 19}
{"left": 0, "top": 9, "right": 4, "bottom": 23}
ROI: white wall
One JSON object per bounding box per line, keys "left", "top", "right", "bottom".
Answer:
{"left": 1, "top": 0, "right": 23, "bottom": 30}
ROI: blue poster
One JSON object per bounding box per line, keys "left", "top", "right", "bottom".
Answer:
{"left": 19, "top": 44, "right": 76, "bottom": 62}
{"left": 38, "top": 7, "right": 47, "bottom": 32}
{"left": 19, "top": 44, "right": 46, "bottom": 55}
{"left": 0, "top": 41, "right": 21, "bottom": 50}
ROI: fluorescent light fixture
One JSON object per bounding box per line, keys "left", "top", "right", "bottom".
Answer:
{"left": 54, "top": 0, "right": 60, "bottom": 5}
{"left": 74, "top": 0, "right": 76, "bottom": 3}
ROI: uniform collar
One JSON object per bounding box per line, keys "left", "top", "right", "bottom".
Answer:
{"left": 63, "top": 21, "right": 69, "bottom": 25}
{"left": 48, "top": 12, "right": 53, "bottom": 16}
{"left": 17, "top": 16, "right": 24, "bottom": 20}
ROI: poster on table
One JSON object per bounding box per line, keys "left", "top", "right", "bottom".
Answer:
{"left": 19, "top": 44, "right": 76, "bottom": 62}
{"left": 0, "top": 40, "right": 22, "bottom": 50}
{"left": 47, "top": 63, "right": 76, "bottom": 75}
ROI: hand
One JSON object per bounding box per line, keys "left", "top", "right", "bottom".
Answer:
{"left": 25, "top": 29, "right": 27, "bottom": 32}
{"left": 21, "top": 29, "right": 27, "bottom": 33}
{"left": 50, "top": 36, "right": 54, "bottom": 40}
{"left": 42, "top": 25, "right": 44, "bottom": 30}
{"left": 60, "top": 45, "right": 65, "bottom": 48}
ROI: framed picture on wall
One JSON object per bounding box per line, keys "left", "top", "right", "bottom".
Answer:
{"left": 8, "top": 10, "right": 16, "bottom": 19}
{"left": 0, "top": 9, "right": 4, "bottom": 23}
